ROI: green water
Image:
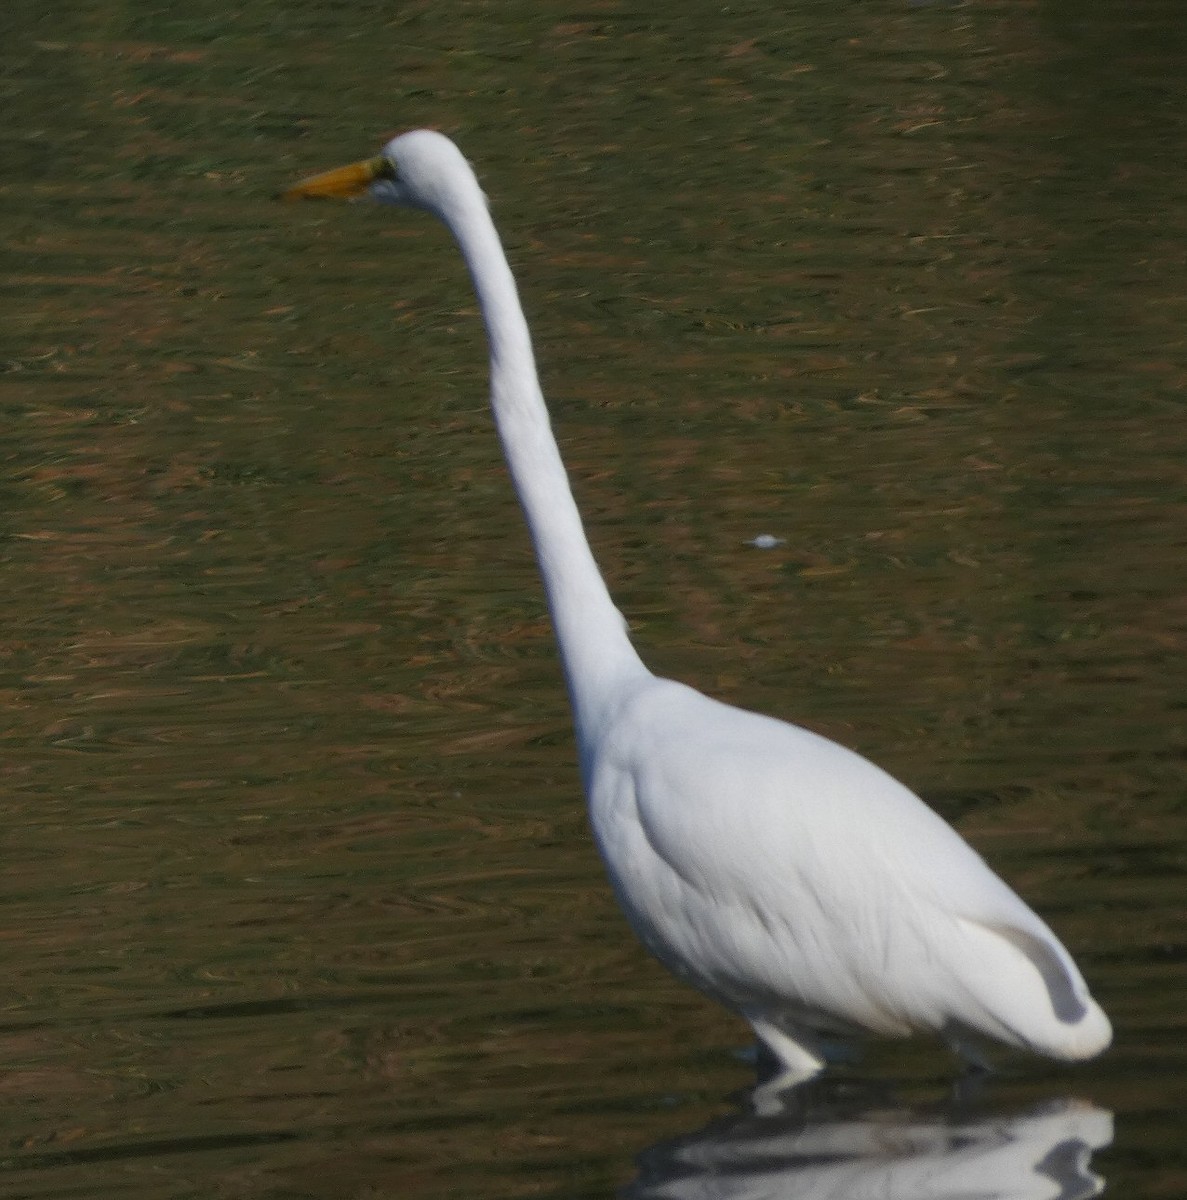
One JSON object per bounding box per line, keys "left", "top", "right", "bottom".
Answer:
{"left": 2, "top": 0, "right": 1185, "bottom": 1196}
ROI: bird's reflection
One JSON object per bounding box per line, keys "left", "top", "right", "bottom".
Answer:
{"left": 622, "top": 1080, "right": 1112, "bottom": 1200}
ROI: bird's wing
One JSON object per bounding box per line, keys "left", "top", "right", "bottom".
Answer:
{"left": 589, "top": 678, "right": 1092, "bottom": 1037}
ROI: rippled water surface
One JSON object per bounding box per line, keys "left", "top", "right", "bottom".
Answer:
{"left": 2, "top": 1, "right": 1185, "bottom": 1196}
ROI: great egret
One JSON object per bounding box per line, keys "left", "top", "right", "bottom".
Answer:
{"left": 284, "top": 131, "right": 1111, "bottom": 1084}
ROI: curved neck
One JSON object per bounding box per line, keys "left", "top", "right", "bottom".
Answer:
{"left": 435, "top": 183, "right": 648, "bottom": 725}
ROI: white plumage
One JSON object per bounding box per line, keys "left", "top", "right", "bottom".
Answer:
{"left": 284, "top": 130, "right": 1111, "bottom": 1083}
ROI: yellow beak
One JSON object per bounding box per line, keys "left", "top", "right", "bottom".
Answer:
{"left": 280, "top": 155, "right": 389, "bottom": 202}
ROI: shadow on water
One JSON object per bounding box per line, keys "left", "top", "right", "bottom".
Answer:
{"left": 624, "top": 1080, "right": 1112, "bottom": 1200}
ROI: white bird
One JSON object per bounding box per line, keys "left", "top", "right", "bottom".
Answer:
{"left": 283, "top": 131, "right": 1112, "bottom": 1085}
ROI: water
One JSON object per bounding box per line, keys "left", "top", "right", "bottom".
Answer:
{"left": 2, "top": 0, "right": 1185, "bottom": 1195}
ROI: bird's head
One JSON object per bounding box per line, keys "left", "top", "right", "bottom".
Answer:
{"left": 281, "top": 129, "right": 485, "bottom": 217}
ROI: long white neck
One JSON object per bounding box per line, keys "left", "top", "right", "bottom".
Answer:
{"left": 434, "top": 181, "right": 648, "bottom": 730}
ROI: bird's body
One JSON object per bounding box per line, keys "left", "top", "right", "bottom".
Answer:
{"left": 587, "top": 675, "right": 1105, "bottom": 1072}
{"left": 284, "top": 131, "right": 1111, "bottom": 1082}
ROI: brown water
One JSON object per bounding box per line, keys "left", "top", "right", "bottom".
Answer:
{"left": 2, "top": 0, "right": 1185, "bottom": 1196}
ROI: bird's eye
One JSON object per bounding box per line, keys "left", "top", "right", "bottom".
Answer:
{"left": 374, "top": 158, "right": 397, "bottom": 181}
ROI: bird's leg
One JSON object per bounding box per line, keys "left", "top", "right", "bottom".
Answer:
{"left": 747, "top": 1024, "right": 825, "bottom": 1117}
{"left": 945, "top": 1027, "right": 996, "bottom": 1074}
{"left": 747, "top": 1015, "right": 826, "bottom": 1081}
{"left": 943, "top": 1029, "right": 997, "bottom": 1108}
